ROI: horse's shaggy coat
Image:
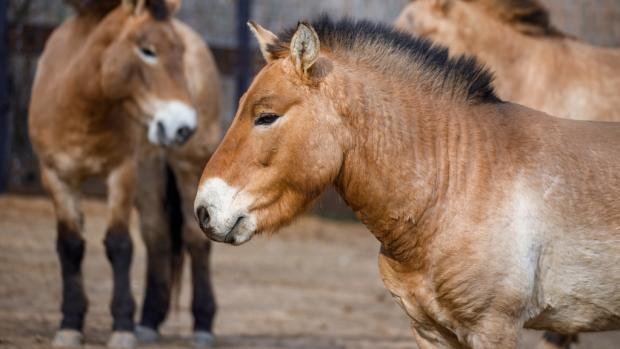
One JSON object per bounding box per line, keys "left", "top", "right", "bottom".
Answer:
{"left": 29, "top": 1, "right": 221, "bottom": 346}
{"left": 396, "top": 2, "right": 620, "bottom": 346}
{"left": 195, "top": 17, "right": 620, "bottom": 349}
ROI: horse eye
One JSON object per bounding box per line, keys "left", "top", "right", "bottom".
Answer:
{"left": 139, "top": 46, "right": 157, "bottom": 58}
{"left": 255, "top": 113, "right": 280, "bottom": 126}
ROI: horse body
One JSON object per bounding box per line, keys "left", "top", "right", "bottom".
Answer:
{"left": 370, "top": 106, "right": 620, "bottom": 341}
{"left": 194, "top": 18, "right": 620, "bottom": 348}
{"left": 395, "top": 3, "right": 620, "bottom": 345}
{"left": 394, "top": 0, "right": 620, "bottom": 122}
{"left": 29, "top": 1, "right": 220, "bottom": 347}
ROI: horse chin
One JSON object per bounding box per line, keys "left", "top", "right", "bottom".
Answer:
{"left": 226, "top": 215, "right": 256, "bottom": 245}
{"left": 228, "top": 231, "right": 254, "bottom": 245}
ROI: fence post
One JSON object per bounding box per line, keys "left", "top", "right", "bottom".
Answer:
{"left": 0, "top": 0, "right": 9, "bottom": 194}
{"left": 236, "top": 0, "right": 252, "bottom": 104}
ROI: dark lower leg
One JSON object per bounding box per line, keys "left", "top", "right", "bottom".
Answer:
{"left": 104, "top": 225, "right": 135, "bottom": 331}
{"left": 139, "top": 248, "right": 172, "bottom": 330}
{"left": 542, "top": 332, "right": 578, "bottom": 349}
{"left": 57, "top": 221, "right": 87, "bottom": 331}
{"left": 189, "top": 241, "right": 216, "bottom": 332}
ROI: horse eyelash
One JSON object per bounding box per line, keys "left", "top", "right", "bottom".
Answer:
{"left": 254, "top": 113, "right": 280, "bottom": 126}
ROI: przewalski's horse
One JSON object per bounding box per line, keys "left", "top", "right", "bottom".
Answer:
{"left": 395, "top": 1, "right": 620, "bottom": 347}
{"left": 394, "top": 0, "right": 620, "bottom": 122}
{"left": 194, "top": 17, "right": 620, "bottom": 349}
{"left": 28, "top": 0, "right": 221, "bottom": 347}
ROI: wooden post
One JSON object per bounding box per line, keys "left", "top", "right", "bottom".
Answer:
{"left": 0, "top": 0, "right": 9, "bottom": 193}
{"left": 236, "top": 0, "right": 252, "bottom": 104}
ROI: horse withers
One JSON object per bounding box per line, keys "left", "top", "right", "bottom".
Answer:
{"left": 28, "top": 0, "right": 221, "bottom": 347}
{"left": 194, "top": 17, "right": 620, "bottom": 349}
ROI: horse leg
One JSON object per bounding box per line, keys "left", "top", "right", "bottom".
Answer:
{"left": 104, "top": 160, "right": 137, "bottom": 348}
{"left": 413, "top": 316, "right": 520, "bottom": 349}
{"left": 538, "top": 332, "right": 578, "bottom": 349}
{"left": 170, "top": 159, "right": 216, "bottom": 347}
{"left": 466, "top": 314, "right": 521, "bottom": 349}
{"left": 42, "top": 166, "right": 87, "bottom": 347}
{"left": 134, "top": 155, "right": 174, "bottom": 342}
{"left": 410, "top": 323, "right": 464, "bottom": 349}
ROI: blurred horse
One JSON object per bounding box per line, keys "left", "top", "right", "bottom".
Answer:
{"left": 194, "top": 17, "right": 620, "bottom": 349}
{"left": 395, "top": 2, "right": 620, "bottom": 346}
{"left": 395, "top": 0, "right": 620, "bottom": 122}
{"left": 28, "top": 0, "right": 221, "bottom": 347}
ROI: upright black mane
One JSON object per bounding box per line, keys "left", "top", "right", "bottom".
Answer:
{"left": 472, "top": 0, "right": 563, "bottom": 37}
{"left": 272, "top": 16, "right": 500, "bottom": 104}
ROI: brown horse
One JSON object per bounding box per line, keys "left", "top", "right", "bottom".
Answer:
{"left": 395, "top": 1, "right": 620, "bottom": 347}
{"left": 28, "top": 0, "right": 221, "bottom": 347}
{"left": 394, "top": 0, "right": 620, "bottom": 122}
{"left": 194, "top": 17, "right": 620, "bottom": 349}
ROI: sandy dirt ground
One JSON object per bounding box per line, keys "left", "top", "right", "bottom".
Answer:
{"left": 0, "top": 195, "right": 618, "bottom": 349}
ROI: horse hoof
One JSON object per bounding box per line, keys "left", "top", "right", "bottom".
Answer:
{"left": 52, "top": 329, "right": 83, "bottom": 347}
{"left": 135, "top": 325, "right": 159, "bottom": 343}
{"left": 192, "top": 331, "right": 215, "bottom": 347}
{"left": 107, "top": 331, "right": 136, "bottom": 349}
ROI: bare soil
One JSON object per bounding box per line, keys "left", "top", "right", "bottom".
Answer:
{"left": 1, "top": 195, "right": 618, "bottom": 349}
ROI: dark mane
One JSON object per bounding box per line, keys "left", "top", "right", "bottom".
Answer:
{"left": 65, "top": 0, "right": 119, "bottom": 16}
{"left": 270, "top": 16, "right": 499, "bottom": 104}
{"left": 66, "top": 0, "right": 169, "bottom": 21}
{"left": 469, "top": 0, "right": 563, "bottom": 37}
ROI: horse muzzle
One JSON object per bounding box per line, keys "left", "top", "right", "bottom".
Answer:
{"left": 194, "top": 177, "right": 257, "bottom": 245}
{"left": 147, "top": 100, "right": 197, "bottom": 147}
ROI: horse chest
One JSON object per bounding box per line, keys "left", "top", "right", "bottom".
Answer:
{"left": 50, "top": 132, "right": 133, "bottom": 179}
{"left": 377, "top": 251, "right": 458, "bottom": 331}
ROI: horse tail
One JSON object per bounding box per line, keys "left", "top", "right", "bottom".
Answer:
{"left": 164, "top": 164, "right": 184, "bottom": 310}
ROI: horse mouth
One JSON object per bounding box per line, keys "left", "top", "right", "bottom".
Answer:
{"left": 224, "top": 216, "right": 247, "bottom": 245}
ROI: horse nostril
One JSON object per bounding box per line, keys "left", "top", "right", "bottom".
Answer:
{"left": 156, "top": 121, "right": 166, "bottom": 142}
{"left": 196, "top": 206, "right": 210, "bottom": 230}
{"left": 175, "top": 126, "right": 194, "bottom": 144}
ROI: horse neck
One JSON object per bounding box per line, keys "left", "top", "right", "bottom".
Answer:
{"left": 60, "top": 12, "right": 126, "bottom": 118}
{"left": 329, "top": 63, "right": 502, "bottom": 263}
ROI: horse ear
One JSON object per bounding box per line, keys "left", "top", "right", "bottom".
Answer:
{"left": 166, "top": 0, "right": 182, "bottom": 14}
{"left": 431, "top": 0, "right": 451, "bottom": 12}
{"left": 122, "top": 0, "right": 146, "bottom": 15}
{"left": 248, "top": 21, "right": 281, "bottom": 63}
{"left": 289, "top": 22, "right": 320, "bottom": 78}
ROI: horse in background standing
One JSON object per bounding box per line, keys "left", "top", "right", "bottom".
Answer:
{"left": 395, "top": 2, "right": 620, "bottom": 347}
{"left": 28, "top": 0, "right": 221, "bottom": 347}
{"left": 395, "top": 0, "right": 620, "bottom": 122}
{"left": 194, "top": 17, "right": 620, "bottom": 349}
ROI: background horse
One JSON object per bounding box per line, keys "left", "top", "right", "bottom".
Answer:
{"left": 194, "top": 17, "right": 620, "bottom": 349}
{"left": 394, "top": 0, "right": 620, "bottom": 122}
{"left": 28, "top": 0, "right": 221, "bottom": 347}
{"left": 395, "top": 1, "right": 620, "bottom": 347}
